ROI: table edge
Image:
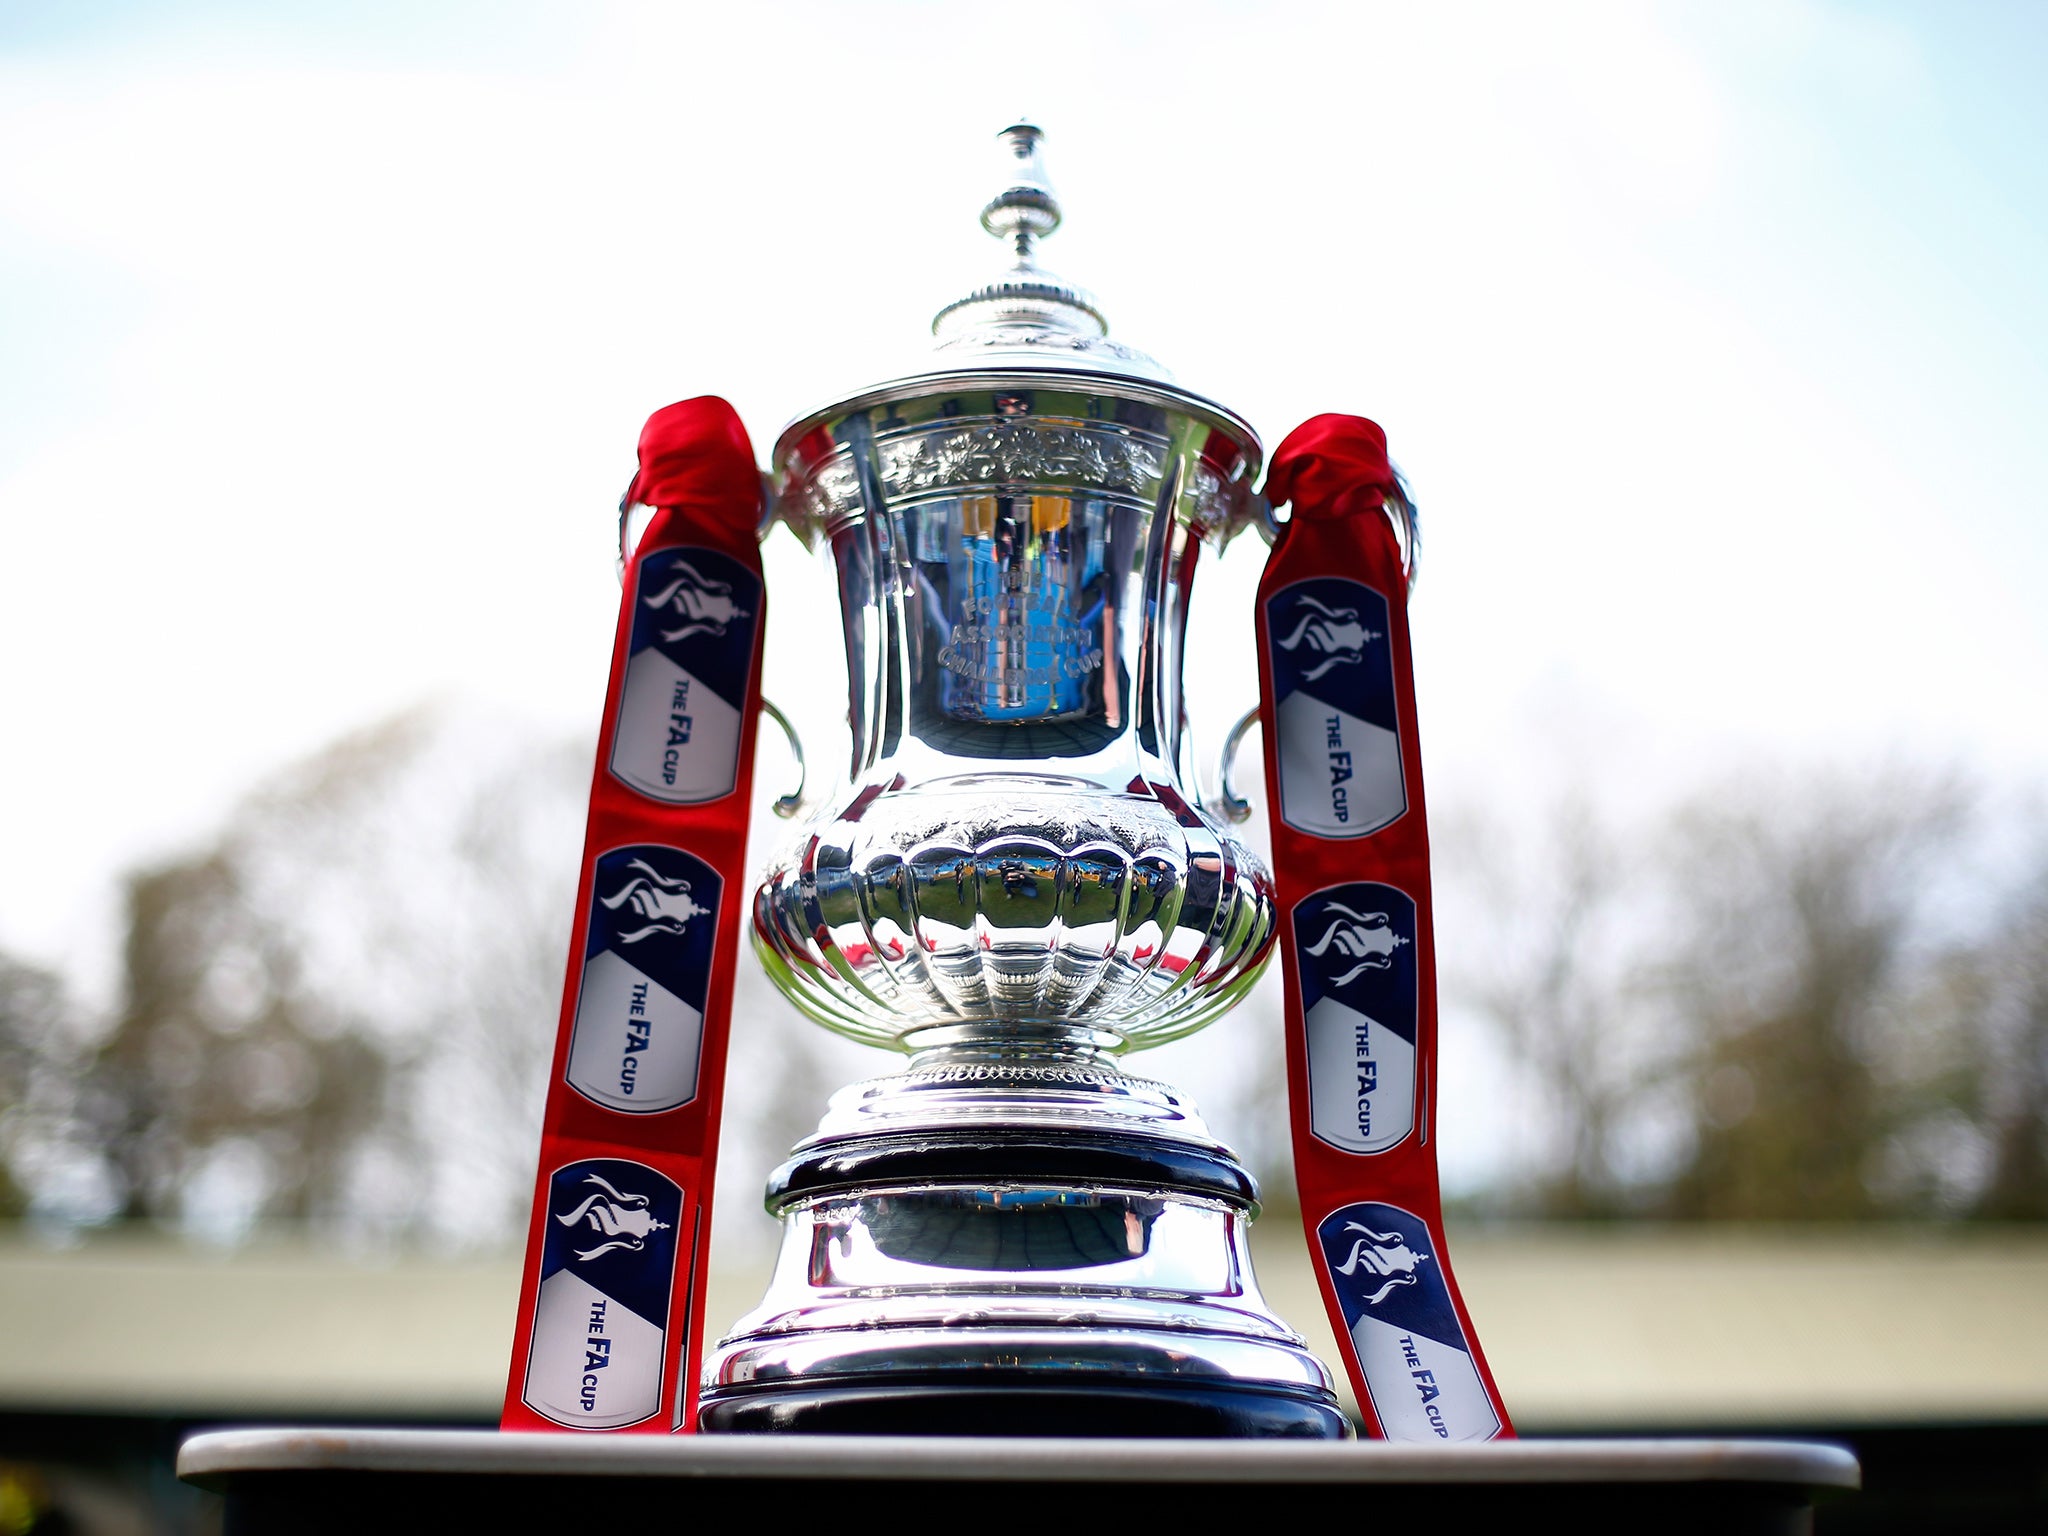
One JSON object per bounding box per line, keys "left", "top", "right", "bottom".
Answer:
{"left": 177, "top": 1428, "right": 1861, "bottom": 1491}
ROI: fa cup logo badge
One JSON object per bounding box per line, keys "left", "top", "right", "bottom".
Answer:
{"left": 1317, "top": 1202, "right": 1500, "bottom": 1442}
{"left": 521, "top": 1158, "right": 684, "bottom": 1430}
{"left": 1296, "top": 883, "right": 1419, "bottom": 1155}
{"left": 611, "top": 545, "right": 761, "bottom": 804}
{"left": 1263, "top": 577, "right": 1406, "bottom": 837}
{"left": 565, "top": 845, "right": 722, "bottom": 1114}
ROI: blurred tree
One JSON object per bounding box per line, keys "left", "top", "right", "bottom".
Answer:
{"left": 80, "top": 707, "right": 583, "bottom": 1241}
{"left": 1657, "top": 770, "right": 1972, "bottom": 1219}
{"left": 28, "top": 697, "right": 863, "bottom": 1250}
{"left": 97, "top": 849, "right": 391, "bottom": 1227}
{"left": 0, "top": 956, "right": 73, "bottom": 1216}
{"left": 1441, "top": 794, "right": 1679, "bottom": 1212}
{"left": 1966, "top": 867, "right": 2048, "bottom": 1220}
{"left": 1449, "top": 765, "right": 2047, "bottom": 1221}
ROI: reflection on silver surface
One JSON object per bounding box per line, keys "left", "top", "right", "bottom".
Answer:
{"left": 809, "top": 1057, "right": 1215, "bottom": 1142}
{"left": 709, "top": 1182, "right": 1334, "bottom": 1399}
{"left": 713, "top": 1325, "right": 1336, "bottom": 1397}
{"left": 809, "top": 1192, "right": 1208, "bottom": 1287}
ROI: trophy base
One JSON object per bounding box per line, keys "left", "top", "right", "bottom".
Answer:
{"left": 701, "top": 1056, "right": 1349, "bottom": 1440}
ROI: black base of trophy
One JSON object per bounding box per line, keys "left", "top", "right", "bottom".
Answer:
{"left": 696, "top": 1380, "right": 1353, "bottom": 1439}
{"left": 703, "top": 1119, "right": 1355, "bottom": 1438}
{"left": 703, "top": 1123, "right": 1352, "bottom": 1438}
{"left": 178, "top": 1429, "right": 1861, "bottom": 1534}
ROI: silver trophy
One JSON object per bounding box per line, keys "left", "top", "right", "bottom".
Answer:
{"left": 700, "top": 122, "right": 1346, "bottom": 1436}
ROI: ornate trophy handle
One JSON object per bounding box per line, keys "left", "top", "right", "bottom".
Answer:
{"left": 1215, "top": 704, "right": 1261, "bottom": 825}
{"left": 1250, "top": 491, "right": 1282, "bottom": 547}
{"left": 759, "top": 697, "right": 808, "bottom": 819}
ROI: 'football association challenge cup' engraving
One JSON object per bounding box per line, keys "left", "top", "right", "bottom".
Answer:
{"left": 696, "top": 122, "right": 1350, "bottom": 1438}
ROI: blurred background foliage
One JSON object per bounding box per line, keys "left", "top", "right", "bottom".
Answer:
{"left": 0, "top": 706, "right": 2042, "bottom": 1244}
{"left": 1446, "top": 768, "right": 2048, "bottom": 1222}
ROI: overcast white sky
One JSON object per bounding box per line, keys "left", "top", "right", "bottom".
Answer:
{"left": 3, "top": 0, "right": 2045, "bottom": 1111}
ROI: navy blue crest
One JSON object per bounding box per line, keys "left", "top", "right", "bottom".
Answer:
{"left": 1316, "top": 1201, "right": 1462, "bottom": 1351}
{"left": 1266, "top": 577, "right": 1396, "bottom": 722}
{"left": 585, "top": 845, "right": 721, "bottom": 1012}
{"left": 1263, "top": 577, "right": 1406, "bottom": 837}
{"left": 1295, "top": 882, "right": 1418, "bottom": 1048}
{"left": 540, "top": 1158, "right": 683, "bottom": 1329}
{"left": 628, "top": 547, "right": 760, "bottom": 714}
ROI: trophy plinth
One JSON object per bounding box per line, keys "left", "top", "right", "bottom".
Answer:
{"left": 702, "top": 122, "right": 1346, "bottom": 1436}
{"left": 700, "top": 1057, "right": 1343, "bottom": 1436}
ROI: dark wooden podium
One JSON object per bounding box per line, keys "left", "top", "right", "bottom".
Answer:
{"left": 179, "top": 1428, "right": 1858, "bottom": 1534}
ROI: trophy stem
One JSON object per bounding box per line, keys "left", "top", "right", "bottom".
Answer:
{"left": 901, "top": 1024, "right": 1126, "bottom": 1066}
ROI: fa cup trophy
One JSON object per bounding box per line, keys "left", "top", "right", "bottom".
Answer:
{"left": 503, "top": 121, "right": 1513, "bottom": 1441}
{"left": 707, "top": 136, "right": 1324, "bottom": 1433}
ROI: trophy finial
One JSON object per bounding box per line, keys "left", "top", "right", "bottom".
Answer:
{"left": 981, "top": 119, "right": 1061, "bottom": 264}
{"left": 932, "top": 119, "right": 1111, "bottom": 344}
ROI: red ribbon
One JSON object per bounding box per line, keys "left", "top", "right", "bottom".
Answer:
{"left": 1257, "top": 414, "right": 1514, "bottom": 1441}
{"left": 501, "top": 398, "right": 765, "bottom": 1434}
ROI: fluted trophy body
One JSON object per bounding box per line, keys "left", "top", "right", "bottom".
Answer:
{"left": 699, "top": 124, "right": 1347, "bottom": 1437}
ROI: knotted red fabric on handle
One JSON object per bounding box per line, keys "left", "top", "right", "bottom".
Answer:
{"left": 1257, "top": 414, "right": 1514, "bottom": 1440}
{"left": 501, "top": 397, "right": 766, "bottom": 1434}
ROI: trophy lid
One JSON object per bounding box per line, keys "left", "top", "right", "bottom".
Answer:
{"left": 771, "top": 119, "right": 1259, "bottom": 492}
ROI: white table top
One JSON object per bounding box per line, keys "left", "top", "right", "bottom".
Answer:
{"left": 178, "top": 1428, "right": 1860, "bottom": 1491}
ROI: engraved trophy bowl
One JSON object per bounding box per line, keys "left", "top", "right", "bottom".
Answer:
{"left": 752, "top": 375, "right": 1276, "bottom": 1058}
{"left": 699, "top": 123, "right": 1348, "bottom": 1437}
